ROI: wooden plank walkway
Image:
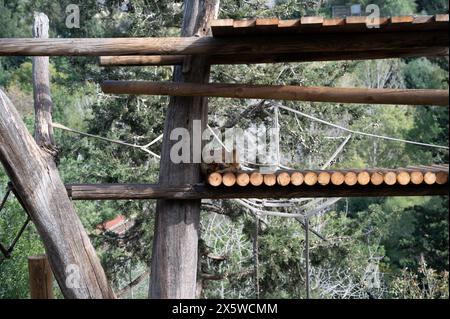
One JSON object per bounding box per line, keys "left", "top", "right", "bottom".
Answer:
{"left": 211, "top": 14, "right": 449, "bottom": 36}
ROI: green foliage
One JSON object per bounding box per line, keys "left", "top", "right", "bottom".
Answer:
{"left": 389, "top": 257, "right": 449, "bottom": 299}
{"left": 0, "top": 0, "right": 448, "bottom": 299}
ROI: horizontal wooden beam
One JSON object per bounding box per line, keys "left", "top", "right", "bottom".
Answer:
{"left": 98, "top": 47, "right": 450, "bottom": 66}
{"left": 65, "top": 183, "right": 448, "bottom": 200}
{"left": 101, "top": 81, "right": 449, "bottom": 106}
{"left": 0, "top": 31, "right": 447, "bottom": 56}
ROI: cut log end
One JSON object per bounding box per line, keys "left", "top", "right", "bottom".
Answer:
{"left": 318, "top": 172, "right": 331, "bottom": 186}
{"left": 208, "top": 172, "right": 222, "bottom": 187}
{"left": 263, "top": 173, "right": 277, "bottom": 186}
{"left": 397, "top": 171, "right": 411, "bottom": 185}
{"left": 304, "top": 172, "right": 318, "bottom": 186}
{"left": 250, "top": 172, "right": 264, "bottom": 186}
{"left": 384, "top": 171, "right": 397, "bottom": 185}
{"left": 424, "top": 172, "right": 437, "bottom": 185}
{"left": 357, "top": 171, "right": 371, "bottom": 186}
{"left": 330, "top": 172, "right": 345, "bottom": 186}
{"left": 410, "top": 171, "right": 424, "bottom": 185}
{"left": 344, "top": 172, "right": 358, "bottom": 186}
{"left": 223, "top": 172, "right": 237, "bottom": 187}
{"left": 436, "top": 172, "right": 448, "bottom": 185}
{"left": 290, "top": 172, "right": 304, "bottom": 186}
{"left": 371, "top": 172, "right": 384, "bottom": 186}
{"left": 277, "top": 172, "right": 291, "bottom": 186}
{"left": 236, "top": 172, "right": 250, "bottom": 186}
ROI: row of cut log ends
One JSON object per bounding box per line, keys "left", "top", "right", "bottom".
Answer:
{"left": 207, "top": 169, "right": 449, "bottom": 187}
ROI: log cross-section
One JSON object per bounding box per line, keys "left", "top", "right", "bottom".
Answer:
{"left": 0, "top": 89, "right": 115, "bottom": 299}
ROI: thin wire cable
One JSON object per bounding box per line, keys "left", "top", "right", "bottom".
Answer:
{"left": 276, "top": 103, "right": 449, "bottom": 150}
{"left": 53, "top": 123, "right": 161, "bottom": 159}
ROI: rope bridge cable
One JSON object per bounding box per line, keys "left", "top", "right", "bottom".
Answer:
{"left": 275, "top": 103, "right": 449, "bottom": 150}
{"left": 52, "top": 123, "right": 162, "bottom": 159}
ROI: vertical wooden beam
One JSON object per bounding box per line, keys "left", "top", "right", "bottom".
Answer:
{"left": 149, "top": 0, "right": 220, "bottom": 299}
{"left": 28, "top": 255, "right": 54, "bottom": 299}
{"left": 32, "top": 13, "right": 56, "bottom": 155}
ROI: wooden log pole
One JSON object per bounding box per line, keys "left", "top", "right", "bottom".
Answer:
{"left": 0, "top": 30, "right": 447, "bottom": 57}
{"left": 317, "top": 171, "right": 331, "bottom": 186}
{"left": 28, "top": 255, "right": 54, "bottom": 299}
{"left": 331, "top": 171, "right": 345, "bottom": 186}
{"left": 276, "top": 171, "right": 291, "bottom": 186}
{"left": 424, "top": 172, "right": 437, "bottom": 185}
{"left": 32, "top": 13, "right": 56, "bottom": 155}
{"left": 0, "top": 89, "right": 115, "bottom": 299}
{"left": 250, "top": 172, "right": 264, "bottom": 186}
{"left": 370, "top": 171, "right": 385, "bottom": 186}
{"left": 149, "top": 0, "right": 220, "bottom": 299}
{"left": 397, "top": 170, "right": 411, "bottom": 186}
{"left": 223, "top": 172, "right": 237, "bottom": 187}
{"left": 357, "top": 171, "right": 371, "bottom": 186}
{"left": 65, "top": 182, "right": 449, "bottom": 200}
{"left": 101, "top": 81, "right": 449, "bottom": 106}
{"left": 304, "top": 172, "right": 318, "bottom": 186}
{"left": 344, "top": 171, "right": 358, "bottom": 186}
{"left": 383, "top": 171, "right": 398, "bottom": 185}
{"left": 99, "top": 55, "right": 185, "bottom": 66}
{"left": 410, "top": 171, "right": 425, "bottom": 185}
{"left": 263, "top": 173, "right": 277, "bottom": 186}
{"left": 207, "top": 172, "right": 222, "bottom": 187}
{"left": 236, "top": 172, "right": 250, "bottom": 186}
{"left": 98, "top": 47, "right": 450, "bottom": 67}
{"left": 290, "top": 172, "right": 304, "bottom": 186}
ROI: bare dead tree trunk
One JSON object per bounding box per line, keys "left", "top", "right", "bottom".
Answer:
{"left": 149, "top": 0, "right": 220, "bottom": 299}
{"left": 0, "top": 89, "right": 115, "bottom": 299}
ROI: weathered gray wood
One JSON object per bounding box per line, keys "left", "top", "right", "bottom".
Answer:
{"left": 0, "top": 31, "right": 447, "bottom": 57}
{"left": 0, "top": 89, "right": 115, "bottom": 299}
{"left": 101, "top": 81, "right": 449, "bottom": 107}
{"left": 65, "top": 182, "right": 449, "bottom": 200}
{"left": 32, "top": 13, "right": 56, "bottom": 155}
{"left": 149, "top": 0, "right": 219, "bottom": 299}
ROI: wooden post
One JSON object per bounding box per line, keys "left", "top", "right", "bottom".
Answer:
{"left": 0, "top": 30, "right": 447, "bottom": 57}
{"left": 28, "top": 255, "right": 54, "bottom": 299}
{"left": 98, "top": 48, "right": 450, "bottom": 66}
{"left": 64, "top": 180, "right": 449, "bottom": 199}
{"left": 32, "top": 13, "right": 56, "bottom": 155}
{"left": 0, "top": 89, "right": 115, "bottom": 299}
{"left": 101, "top": 81, "right": 450, "bottom": 107}
{"left": 149, "top": 0, "right": 220, "bottom": 299}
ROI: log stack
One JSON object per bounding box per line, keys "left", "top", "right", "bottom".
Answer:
{"left": 206, "top": 165, "right": 449, "bottom": 187}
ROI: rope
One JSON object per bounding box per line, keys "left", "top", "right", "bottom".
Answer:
{"left": 276, "top": 103, "right": 449, "bottom": 150}
{"left": 53, "top": 123, "right": 162, "bottom": 159}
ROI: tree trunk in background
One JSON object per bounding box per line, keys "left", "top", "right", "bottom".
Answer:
{"left": 0, "top": 89, "right": 115, "bottom": 299}
{"left": 149, "top": 0, "right": 220, "bottom": 299}
{"left": 32, "top": 12, "right": 56, "bottom": 155}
